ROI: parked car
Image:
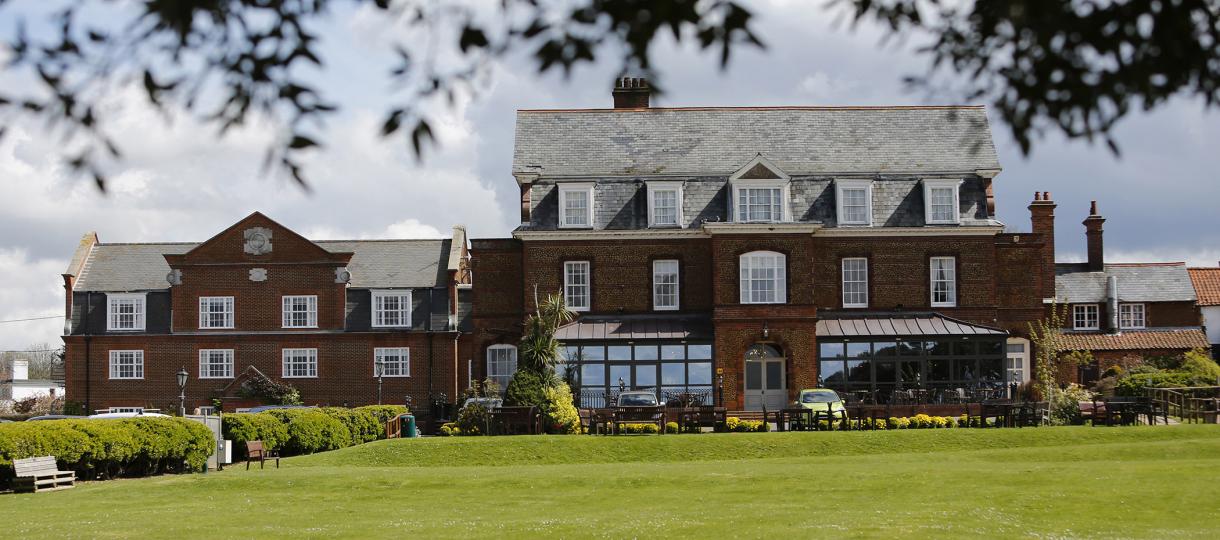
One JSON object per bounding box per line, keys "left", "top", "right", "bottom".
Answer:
{"left": 240, "top": 405, "right": 317, "bottom": 413}
{"left": 87, "top": 412, "right": 171, "bottom": 419}
{"left": 26, "top": 415, "right": 86, "bottom": 421}
{"left": 616, "top": 391, "right": 659, "bottom": 407}
{"left": 460, "top": 397, "right": 503, "bottom": 410}
{"left": 793, "top": 389, "right": 847, "bottom": 420}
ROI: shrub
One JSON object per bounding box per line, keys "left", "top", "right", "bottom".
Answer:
{"left": 239, "top": 372, "right": 302, "bottom": 405}
{"left": 454, "top": 402, "right": 492, "bottom": 436}
{"left": 263, "top": 410, "right": 351, "bottom": 454}
{"left": 356, "top": 405, "right": 409, "bottom": 429}
{"left": 438, "top": 423, "right": 461, "bottom": 436}
{"left": 540, "top": 383, "right": 581, "bottom": 434}
{"left": 222, "top": 413, "right": 289, "bottom": 459}
{"left": 504, "top": 370, "right": 548, "bottom": 409}
{"left": 665, "top": 421, "right": 680, "bottom": 434}
{"left": 320, "top": 407, "right": 381, "bottom": 444}
{"left": 0, "top": 418, "right": 213, "bottom": 489}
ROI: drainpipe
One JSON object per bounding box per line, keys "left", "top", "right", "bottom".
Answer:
{"left": 84, "top": 291, "right": 92, "bottom": 413}
{"left": 1107, "top": 276, "right": 1120, "bottom": 334}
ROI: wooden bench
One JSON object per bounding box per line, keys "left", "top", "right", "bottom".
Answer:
{"left": 612, "top": 406, "right": 665, "bottom": 435}
{"left": 491, "top": 406, "right": 543, "bottom": 435}
{"left": 12, "top": 456, "right": 75, "bottom": 493}
{"left": 246, "top": 441, "right": 280, "bottom": 470}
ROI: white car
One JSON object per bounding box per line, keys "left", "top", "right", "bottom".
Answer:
{"left": 87, "top": 412, "right": 171, "bottom": 419}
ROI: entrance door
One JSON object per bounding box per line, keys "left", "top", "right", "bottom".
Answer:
{"left": 744, "top": 344, "right": 786, "bottom": 411}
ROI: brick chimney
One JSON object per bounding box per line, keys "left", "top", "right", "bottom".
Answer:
{"left": 612, "top": 77, "right": 651, "bottom": 109}
{"left": 1029, "top": 191, "right": 1057, "bottom": 299}
{"left": 1084, "top": 200, "right": 1105, "bottom": 272}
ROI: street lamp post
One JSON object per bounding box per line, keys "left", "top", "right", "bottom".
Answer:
{"left": 375, "top": 358, "right": 384, "bottom": 405}
{"left": 176, "top": 367, "right": 188, "bottom": 416}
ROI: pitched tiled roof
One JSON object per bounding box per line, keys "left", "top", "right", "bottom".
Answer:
{"left": 1055, "top": 262, "right": 1197, "bottom": 303}
{"left": 1056, "top": 329, "right": 1210, "bottom": 352}
{"left": 513, "top": 106, "right": 1001, "bottom": 177}
{"left": 73, "top": 239, "right": 451, "bottom": 291}
{"left": 1187, "top": 268, "right": 1220, "bottom": 306}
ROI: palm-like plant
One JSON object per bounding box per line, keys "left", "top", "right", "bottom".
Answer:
{"left": 518, "top": 290, "right": 575, "bottom": 376}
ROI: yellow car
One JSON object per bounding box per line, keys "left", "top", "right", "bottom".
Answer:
{"left": 793, "top": 388, "right": 847, "bottom": 421}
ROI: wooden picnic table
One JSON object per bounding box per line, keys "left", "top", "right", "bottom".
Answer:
{"left": 675, "top": 406, "right": 727, "bottom": 433}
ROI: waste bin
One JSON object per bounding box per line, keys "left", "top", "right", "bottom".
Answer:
{"left": 401, "top": 414, "right": 417, "bottom": 438}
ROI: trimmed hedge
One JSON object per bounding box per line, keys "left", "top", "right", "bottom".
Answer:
{"left": 0, "top": 418, "right": 213, "bottom": 489}
{"left": 222, "top": 406, "right": 406, "bottom": 458}
{"left": 221, "top": 413, "right": 289, "bottom": 459}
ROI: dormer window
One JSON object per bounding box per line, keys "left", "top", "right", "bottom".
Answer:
{"left": 729, "top": 156, "right": 790, "bottom": 224}
{"left": 107, "top": 293, "right": 147, "bottom": 332}
{"left": 646, "top": 181, "right": 683, "bottom": 228}
{"left": 835, "top": 179, "right": 873, "bottom": 226}
{"left": 923, "top": 179, "right": 962, "bottom": 225}
{"left": 558, "top": 183, "right": 595, "bottom": 228}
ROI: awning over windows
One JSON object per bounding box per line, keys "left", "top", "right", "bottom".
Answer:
{"left": 816, "top": 313, "right": 1007, "bottom": 338}
{"left": 555, "top": 315, "right": 713, "bottom": 341}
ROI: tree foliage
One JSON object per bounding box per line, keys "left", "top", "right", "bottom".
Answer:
{"left": 837, "top": 0, "right": 1220, "bottom": 154}
{"left": 3, "top": 1, "right": 1214, "bottom": 190}
{"left": 518, "top": 290, "right": 574, "bottom": 376}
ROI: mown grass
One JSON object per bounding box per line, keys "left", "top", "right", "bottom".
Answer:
{"left": 3, "top": 425, "right": 1219, "bottom": 539}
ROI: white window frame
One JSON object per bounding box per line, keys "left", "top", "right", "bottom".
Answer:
{"left": 371, "top": 290, "right": 413, "bottom": 328}
{"left": 486, "top": 344, "right": 518, "bottom": 393}
{"left": 558, "top": 182, "right": 595, "bottom": 228}
{"left": 198, "top": 296, "right": 235, "bottom": 329}
{"left": 835, "top": 179, "right": 873, "bottom": 226}
{"left": 281, "top": 348, "right": 319, "bottom": 378}
{"left": 281, "top": 295, "right": 318, "bottom": 329}
{"left": 198, "top": 349, "right": 235, "bottom": 379}
{"left": 841, "top": 257, "right": 869, "bottom": 308}
{"left": 652, "top": 259, "right": 680, "bottom": 311}
{"left": 374, "top": 347, "right": 411, "bottom": 378}
{"left": 923, "top": 178, "right": 963, "bottom": 225}
{"left": 563, "top": 261, "right": 591, "bottom": 312}
{"left": 1119, "top": 303, "right": 1146, "bottom": 330}
{"left": 107, "top": 293, "right": 147, "bottom": 332}
{"left": 1073, "top": 304, "right": 1100, "bottom": 330}
{"left": 930, "top": 256, "right": 957, "bottom": 307}
{"left": 731, "top": 181, "right": 789, "bottom": 223}
{"left": 646, "top": 181, "right": 684, "bottom": 228}
{"left": 739, "top": 251, "right": 787, "bottom": 304}
{"left": 108, "top": 350, "right": 144, "bottom": 380}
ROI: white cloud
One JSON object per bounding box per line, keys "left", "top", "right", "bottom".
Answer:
{"left": 0, "top": 249, "right": 65, "bottom": 349}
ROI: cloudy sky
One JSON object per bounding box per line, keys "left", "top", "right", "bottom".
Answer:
{"left": 1, "top": 0, "right": 1217, "bottom": 350}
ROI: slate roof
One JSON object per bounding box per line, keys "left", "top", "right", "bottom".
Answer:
{"left": 73, "top": 239, "right": 451, "bottom": 292}
{"left": 1057, "top": 329, "right": 1210, "bottom": 352}
{"left": 1187, "top": 268, "right": 1220, "bottom": 306}
{"left": 1055, "top": 263, "right": 1197, "bottom": 304}
{"left": 554, "top": 314, "right": 713, "bottom": 341}
{"left": 816, "top": 312, "right": 1006, "bottom": 338}
{"left": 513, "top": 106, "right": 1001, "bottom": 177}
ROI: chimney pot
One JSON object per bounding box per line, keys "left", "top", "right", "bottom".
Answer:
{"left": 1090, "top": 200, "right": 1099, "bottom": 215}
{"left": 613, "top": 77, "right": 651, "bottom": 109}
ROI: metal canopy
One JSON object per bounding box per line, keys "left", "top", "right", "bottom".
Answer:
{"left": 554, "top": 315, "right": 714, "bottom": 341}
{"left": 816, "top": 313, "right": 1006, "bottom": 338}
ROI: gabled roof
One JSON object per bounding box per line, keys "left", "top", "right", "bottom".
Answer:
{"left": 1055, "top": 263, "right": 1197, "bottom": 304}
{"left": 73, "top": 239, "right": 452, "bottom": 291}
{"left": 816, "top": 312, "right": 1006, "bottom": 338}
{"left": 1057, "top": 329, "right": 1209, "bottom": 352}
{"left": 1187, "top": 267, "right": 1220, "bottom": 306}
{"left": 513, "top": 106, "right": 1001, "bottom": 177}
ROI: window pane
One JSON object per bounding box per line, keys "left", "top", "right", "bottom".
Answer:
{"left": 900, "top": 361, "right": 922, "bottom": 384}
{"left": 898, "top": 341, "right": 921, "bottom": 356}
{"left": 688, "top": 363, "right": 712, "bottom": 385}
{"left": 765, "top": 362, "right": 783, "bottom": 390}
{"left": 1006, "top": 343, "right": 1026, "bottom": 354}
{"left": 609, "top": 365, "right": 631, "bottom": 387}
{"left": 661, "top": 363, "right": 685, "bottom": 385}
{"left": 580, "top": 345, "right": 605, "bottom": 361}
{"left": 875, "top": 361, "right": 897, "bottom": 382}
{"left": 608, "top": 345, "right": 632, "bottom": 361}
{"left": 953, "top": 341, "right": 975, "bottom": 356}
{"left": 928, "top": 359, "right": 951, "bottom": 381}
{"left": 978, "top": 341, "right": 1003, "bottom": 355}
{"left": 979, "top": 358, "right": 1004, "bottom": 382}
{"left": 660, "top": 345, "right": 684, "bottom": 360}
{"left": 847, "top": 342, "right": 871, "bottom": 358}
{"left": 819, "top": 342, "right": 845, "bottom": 359}
{"left": 745, "top": 361, "right": 762, "bottom": 390}
{"left": 847, "top": 360, "right": 871, "bottom": 383}
{"left": 581, "top": 363, "right": 605, "bottom": 385}
{"left": 819, "top": 361, "right": 845, "bottom": 386}
{"left": 928, "top": 341, "right": 952, "bottom": 355}
{"left": 953, "top": 359, "right": 977, "bottom": 381}
{"left": 633, "top": 345, "right": 658, "bottom": 361}
{"left": 873, "top": 342, "right": 898, "bottom": 356}
{"left": 635, "top": 365, "right": 657, "bottom": 386}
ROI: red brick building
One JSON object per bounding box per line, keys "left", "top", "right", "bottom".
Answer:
{"left": 470, "top": 79, "right": 1056, "bottom": 410}
{"left": 1053, "top": 202, "right": 1208, "bottom": 383}
{"left": 61, "top": 212, "right": 472, "bottom": 415}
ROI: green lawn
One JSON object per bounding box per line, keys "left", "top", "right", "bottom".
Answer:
{"left": 4, "top": 426, "right": 1220, "bottom": 538}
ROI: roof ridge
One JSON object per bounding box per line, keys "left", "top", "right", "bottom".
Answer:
{"left": 1106, "top": 262, "right": 1186, "bottom": 267}
{"left": 97, "top": 241, "right": 200, "bottom": 246}
{"left": 518, "top": 105, "right": 987, "bottom": 113}
{"left": 314, "top": 238, "right": 447, "bottom": 243}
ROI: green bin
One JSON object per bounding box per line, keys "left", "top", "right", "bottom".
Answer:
{"left": 401, "top": 414, "right": 417, "bottom": 438}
